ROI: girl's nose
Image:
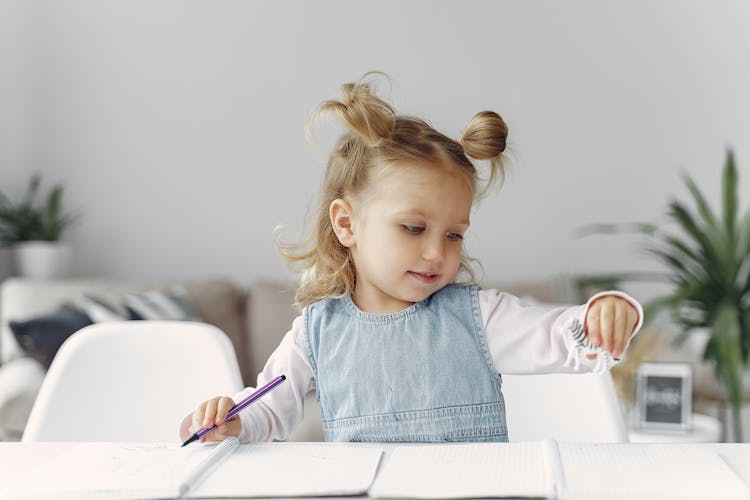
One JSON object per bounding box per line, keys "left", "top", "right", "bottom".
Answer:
{"left": 422, "top": 237, "right": 445, "bottom": 262}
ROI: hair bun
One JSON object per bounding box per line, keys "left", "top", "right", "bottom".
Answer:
{"left": 314, "top": 73, "right": 396, "bottom": 148}
{"left": 460, "top": 111, "right": 508, "bottom": 160}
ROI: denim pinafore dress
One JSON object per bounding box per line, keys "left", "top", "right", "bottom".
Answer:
{"left": 303, "top": 284, "right": 508, "bottom": 442}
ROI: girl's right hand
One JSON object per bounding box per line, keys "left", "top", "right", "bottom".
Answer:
{"left": 178, "top": 396, "right": 243, "bottom": 443}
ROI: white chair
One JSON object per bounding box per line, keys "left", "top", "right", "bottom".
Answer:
{"left": 22, "top": 321, "right": 244, "bottom": 442}
{"left": 502, "top": 371, "right": 628, "bottom": 442}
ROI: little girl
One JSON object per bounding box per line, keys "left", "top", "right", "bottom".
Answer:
{"left": 180, "top": 73, "right": 642, "bottom": 443}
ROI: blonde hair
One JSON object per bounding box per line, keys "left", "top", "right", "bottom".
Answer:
{"left": 277, "top": 72, "right": 508, "bottom": 308}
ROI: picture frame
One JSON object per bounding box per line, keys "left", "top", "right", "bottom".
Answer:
{"left": 634, "top": 362, "right": 693, "bottom": 432}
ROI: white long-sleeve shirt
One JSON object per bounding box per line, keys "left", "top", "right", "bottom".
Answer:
{"left": 224, "top": 289, "right": 642, "bottom": 443}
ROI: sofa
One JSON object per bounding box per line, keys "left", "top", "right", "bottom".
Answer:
{"left": 0, "top": 276, "right": 730, "bottom": 442}
{"left": 0, "top": 278, "right": 327, "bottom": 442}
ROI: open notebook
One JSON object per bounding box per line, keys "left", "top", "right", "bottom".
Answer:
{"left": 3, "top": 440, "right": 750, "bottom": 499}
{"left": 369, "top": 441, "right": 750, "bottom": 499}
{"left": 0, "top": 439, "right": 383, "bottom": 499}
{"left": 369, "top": 441, "right": 557, "bottom": 499}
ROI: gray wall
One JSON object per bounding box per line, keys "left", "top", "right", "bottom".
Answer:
{"left": 2, "top": 1, "right": 749, "bottom": 292}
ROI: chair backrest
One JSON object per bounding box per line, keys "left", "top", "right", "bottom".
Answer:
{"left": 501, "top": 371, "right": 628, "bottom": 442}
{"left": 22, "top": 321, "right": 244, "bottom": 442}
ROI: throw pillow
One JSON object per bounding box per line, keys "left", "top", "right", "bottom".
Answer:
{"left": 72, "top": 294, "right": 127, "bottom": 322}
{"left": 123, "top": 286, "right": 198, "bottom": 321}
{"left": 73, "top": 286, "right": 199, "bottom": 322}
{"left": 9, "top": 286, "right": 200, "bottom": 371}
{"left": 9, "top": 305, "right": 93, "bottom": 369}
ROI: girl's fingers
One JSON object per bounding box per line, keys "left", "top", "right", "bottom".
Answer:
{"left": 204, "top": 425, "right": 226, "bottom": 442}
{"left": 202, "top": 398, "right": 219, "bottom": 427}
{"left": 192, "top": 401, "right": 208, "bottom": 429}
{"left": 585, "top": 305, "right": 602, "bottom": 347}
{"left": 628, "top": 308, "right": 638, "bottom": 337}
{"left": 216, "top": 397, "right": 235, "bottom": 425}
{"left": 585, "top": 297, "right": 640, "bottom": 360}
{"left": 204, "top": 417, "right": 241, "bottom": 442}
{"left": 598, "top": 302, "right": 614, "bottom": 353}
{"left": 216, "top": 417, "right": 242, "bottom": 439}
{"left": 184, "top": 396, "right": 239, "bottom": 445}
{"left": 612, "top": 301, "right": 628, "bottom": 358}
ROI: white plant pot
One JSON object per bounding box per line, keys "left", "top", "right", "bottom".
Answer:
{"left": 12, "top": 241, "right": 72, "bottom": 280}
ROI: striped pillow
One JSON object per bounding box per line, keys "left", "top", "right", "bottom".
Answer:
{"left": 74, "top": 286, "right": 198, "bottom": 323}
{"left": 123, "top": 287, "right": 198, "bottom": 321}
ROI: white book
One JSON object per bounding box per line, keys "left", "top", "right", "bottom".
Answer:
{"left": 0, "top": 439, "right": 383, "bottom": 499}
{"left": 368, "top": 441, "right": 559, "bottom": 499}
{"left": 557, "top": 443, "right": 750, "bottom": 500}
{"left": 369, "top": 441, "right": 750, "bottom": 500}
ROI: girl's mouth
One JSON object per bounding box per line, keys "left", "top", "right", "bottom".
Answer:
{"left": 408, "top": 271, "right": 440, "bottom": 283}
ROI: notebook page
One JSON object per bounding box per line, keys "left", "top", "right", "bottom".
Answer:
{"left": 558, "top": 443, "right": 750, "bottom": 500}
{"left": 717, "top": 444, "right": 750, "bottom": 490}
{"left": 190, "top": 442, "right": 383, "bottom": 498}
{"left": 0, "top": 441, "right": 226, "bottom": 500}
{"left": 368, "top": 442, "right": 554, "bottom": 499}
{"left": 180, "top": 437, "right": 239, "bottom": 496}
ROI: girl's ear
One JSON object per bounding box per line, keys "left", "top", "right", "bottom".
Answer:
{"left": 329, "top": 198, "right": 356, "bottom": 248}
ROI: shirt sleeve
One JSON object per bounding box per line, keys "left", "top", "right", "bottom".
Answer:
{"left": 234, "top": 314, "right": 316, "bottom": 443}
{"left": 480, "top": 289, "right": 643, "bottom": 375}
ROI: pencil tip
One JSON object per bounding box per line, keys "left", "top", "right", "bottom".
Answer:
{"left": 281, "top": 374, "right": 286, "bottom": 380}
{"left": 181, "top": 433, "right": 199, "bottom": 447}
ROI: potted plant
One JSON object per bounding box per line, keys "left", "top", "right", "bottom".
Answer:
{"left": 579, "top": 149, "right": 749, "bottom": 441}
{"left": 0, "top": 173, "right": 79, "bottom": 279}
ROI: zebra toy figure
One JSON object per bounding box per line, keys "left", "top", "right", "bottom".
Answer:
{"left": 564, "top": 318, "right": 617, "bottom": 373}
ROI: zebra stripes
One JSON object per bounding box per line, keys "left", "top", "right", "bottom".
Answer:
{"left": 563, "top": 318, "right": 617, "bottom": 373}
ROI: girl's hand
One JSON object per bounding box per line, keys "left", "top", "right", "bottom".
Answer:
{"left": 584, "top": 296, "right": 638, "bottom": 359}
{"left": 178, "top": 396, "right": 242, "bottom": 443}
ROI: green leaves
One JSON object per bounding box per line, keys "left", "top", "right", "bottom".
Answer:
{"left": 656, "top": 150, "right": 749, "bottom": 347}
{"left": 580, "top": 149, "right": 749, "bottom": 415}
{"left": 724, "top": 150, "right": 738, "bottom": 238}
{"left": 714, "top": 301, "right": 744, "bottom": 410}
{"left": 0, "top": 174, "right": 78, "bottom": 246}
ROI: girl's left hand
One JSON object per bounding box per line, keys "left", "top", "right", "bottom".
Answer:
{"left": 584, "top": 296, "right": 639, "bottom": 359}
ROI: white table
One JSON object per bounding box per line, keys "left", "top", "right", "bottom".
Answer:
{"left": 1, "top": 441, "right": 749, "bottom": 499}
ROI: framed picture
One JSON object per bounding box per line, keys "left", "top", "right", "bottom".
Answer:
{"left": 635, "top": 362, "right": 693, "bottom": 432}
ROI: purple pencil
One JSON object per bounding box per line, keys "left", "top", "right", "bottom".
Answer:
{"left": 181, "top": 374, "right": 286, "bottom": 447}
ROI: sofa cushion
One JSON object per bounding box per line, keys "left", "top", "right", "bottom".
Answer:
{"left": 181, "top": 280, "right": 250, "bottom": 384}
{"left": 9, "top": 304, "right": 93, "bottom": 368}
{"left": 0, "top": 280, "right": 139, "bottom": 364}
{"left": 0, "top": 279, "right": 248, "bottom": 380}
{"left": 244, "top": 281, "right": 298, "bottom": 384}
{"left": 123, "top": 287, "right": 199, "bottom": 320}
{"left": 0, "top": 357, "right": 45, "bottom": 440}
{"left": 73, "top": 286, "right": 199, "bottom": 322}
{"left": 8, "top": 286, "right": 202, "bottom": 370}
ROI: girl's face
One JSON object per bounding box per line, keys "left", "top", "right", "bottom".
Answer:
{"left": 334, "top": 161, "right": 473, "bottom": 314}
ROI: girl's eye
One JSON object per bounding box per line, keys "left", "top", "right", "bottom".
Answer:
{"left": 402, "top": 225, "right": 424, "bottom": 234}
{"left": 446, "top": 232, "right": 464, "bottom": 241}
